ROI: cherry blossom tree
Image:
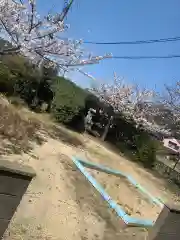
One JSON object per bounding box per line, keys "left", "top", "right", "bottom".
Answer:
{"left": 160, "top": 81, "right": 180, "bottom": 137}
{"left": 91, "top": 73, "right": 154, "bottom": 119}
{"left": 91, "top": 72, "right": 171, "bottom": 137}
{"left": 163, "top": 81, "right": 180, "bottom": 117}
{"left": 0, "top": 0, "right": 111, "bottom": 73}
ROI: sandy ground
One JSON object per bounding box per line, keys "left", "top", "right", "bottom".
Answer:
{"left": 0, "top": 125, "right": 179, "bottom": 239}
{"left": 1, "top": 96, "right": 180, "bottom": 239}
{"left": 2, "top": 138, "right": 148, "bottom": 240}
{"left": 87, "top": 169, "right": 161, "bottom": 221}
{"left": 79, "top": 136, "right": 180, "bottom": 205}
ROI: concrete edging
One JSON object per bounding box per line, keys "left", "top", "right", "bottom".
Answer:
{"left": 77, "top": 158, "right": 164, "bottom": 208}
{"left": 71, "top": 156, "right": 161, "bottom": 228}
{"left": 0, "top": 160, "right": 36, "bottom": 178}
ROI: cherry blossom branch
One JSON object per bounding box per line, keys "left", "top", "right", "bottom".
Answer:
{"left": 165, "top": 82, "right": 180, "bottom": 113}
{"left": 0, "top": 0, "right": 111, "bottom": 71}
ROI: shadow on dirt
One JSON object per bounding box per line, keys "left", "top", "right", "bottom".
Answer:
{"left": 47, "top": 125, "right": 84, "bottom": 148}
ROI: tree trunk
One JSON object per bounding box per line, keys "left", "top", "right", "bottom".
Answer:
{"left": 101, "top": 116, "right": 113, "bottom": 141}
{"left": 172, "top": 154, "right": 180, "bottom": 171}
{"left": 46, "top": 100, "right": 52, "bottom": 113}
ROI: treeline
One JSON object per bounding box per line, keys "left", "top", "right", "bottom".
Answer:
{"left": 0, "top": 51, "right": 158, "bottom": 168}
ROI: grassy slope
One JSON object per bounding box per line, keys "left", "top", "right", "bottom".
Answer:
{"left": 0, "top": 95, "right": 83, "bottom": 156}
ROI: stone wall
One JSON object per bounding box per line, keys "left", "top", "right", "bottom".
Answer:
{"left": 148, "top": 203, "right": 180, "bottom": 240}
{"left": 0, "top": 160, "right": 35, "bottom": 238}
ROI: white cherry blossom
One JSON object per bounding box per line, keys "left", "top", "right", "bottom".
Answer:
{"left": 0, "top": 0, "right": 111, "bottom": 71}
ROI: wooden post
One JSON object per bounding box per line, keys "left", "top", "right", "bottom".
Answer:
{"left": 0, "top": 160, "right": 36, "bottom": 238}
{"left": 148, "top": 202, "right": 180, "bottom": 240}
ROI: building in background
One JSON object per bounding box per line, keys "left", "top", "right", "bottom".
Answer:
{"left": 163, "top": 138, "right": 180, "bottom": 155}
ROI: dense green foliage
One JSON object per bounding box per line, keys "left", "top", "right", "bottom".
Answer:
{"left": 52, "top": 76, "right": 88, "bottom": 123}
{"left": 104, "top": 113, "right": 157, "bottom": 167}
{"left": 133, "top": 133, "right": 157, "bottom": 167}
{"left": 0, "top": 54, "right": 56, "bottom": 111}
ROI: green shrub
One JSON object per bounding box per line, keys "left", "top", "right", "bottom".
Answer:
{"left": 0, "top": 62, "right": 16, "bottom": 95}
{"left": 52, "top": 77, "right": 88, "bottom": 123}
{"left": 52, "top": 104, "right": 83, "bottom": 123}
{"left": 135, "top": 136, "right": 157, "bottom": 167}
{"left": 114, "top": 124, "right": 157, "bottom": 168}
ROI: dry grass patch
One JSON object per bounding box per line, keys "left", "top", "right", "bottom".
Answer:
{"left": 0, "top": 97, "right": 44, "bottom": 155}
{"left": 0, "top": 96, "right": 84, "bottom": 155}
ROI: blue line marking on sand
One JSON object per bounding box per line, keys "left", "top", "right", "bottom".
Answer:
{"left": 71, "top": 156, "right": 159, "bottom": 227}
{"left": 126, "top": 176, "right": 164, "bottom": 208}
{"left": 72, "top": 157, "right": 111, "bottom": 202}
{"left": 124, "top": 215, "right": 154, "bottom": 227}
{"left": 77, "top": 158, "right": 164, "bottom": 208}
{"left": 108, "top": 199, "right": 127, "bottom": 218}
{"left": 77, "top": 158, "right": 127, "bottom": 177}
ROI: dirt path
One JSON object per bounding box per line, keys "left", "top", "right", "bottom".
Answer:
{"left": 2, "top": 138, "right": 147, "bottom": 240}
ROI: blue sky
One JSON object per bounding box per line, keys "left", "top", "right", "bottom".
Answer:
{"left": 37, "top": 0, "right": 180, "bottom": 92}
